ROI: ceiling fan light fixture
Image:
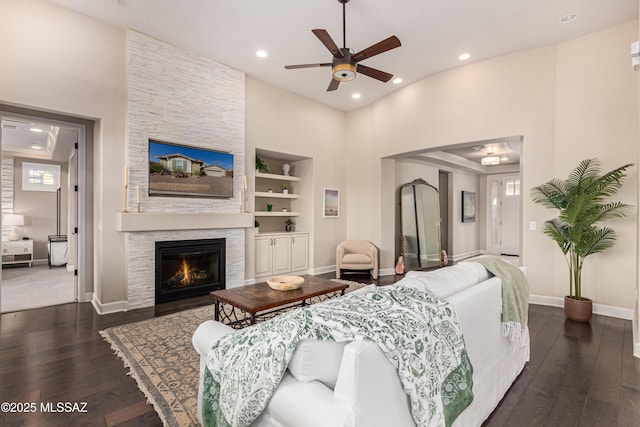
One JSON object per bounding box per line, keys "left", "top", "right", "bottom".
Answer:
{"left": 332, "top": 63, "right": 357, "bottom": 81}
{"left": 481, "top": 154, "right": 500, "bottom": 166}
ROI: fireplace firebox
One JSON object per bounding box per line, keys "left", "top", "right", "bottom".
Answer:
{"left": 155, "top": 238, "right": 225, "bottom": 303}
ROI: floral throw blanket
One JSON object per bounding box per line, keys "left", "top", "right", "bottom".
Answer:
{"left": 203, "top": 285, "right": 474, "bottom": 427}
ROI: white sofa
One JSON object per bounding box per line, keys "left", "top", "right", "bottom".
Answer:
{"left": 193, "top": 262, "right": 530, "bottom": 426}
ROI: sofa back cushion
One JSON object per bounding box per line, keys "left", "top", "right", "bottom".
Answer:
{"left": 402, "top": 262, "right": 489, "bottom": 298}
{"left": 287, "top": 339, "right": 349, "bottom": 390}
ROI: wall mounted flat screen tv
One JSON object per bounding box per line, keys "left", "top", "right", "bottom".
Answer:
{"left": 148, "top": 139, "right": 234, "bottom": 198}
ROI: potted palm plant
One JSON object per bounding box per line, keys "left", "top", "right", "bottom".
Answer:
{"left": 531, "top": 159, "right": 632, "bottom": 322}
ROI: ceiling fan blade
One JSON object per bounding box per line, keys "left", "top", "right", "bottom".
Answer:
{"left": 312, "top": 29, "right": 344, "bottom": 58}
{"left": 327, "top": 78, "right": 340, "bottom": 92}
{"left": 285, "top": 63, "right": 332, "bottom": 69}
{"left": 353, "top": 35, "right": 401, "bottom": 62}
{"left": 356, "top": 64, "right": 393, "bottom": 82}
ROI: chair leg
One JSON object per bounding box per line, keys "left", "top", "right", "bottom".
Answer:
{"left": 336, "top": 269, "right": 341, "bottom": 279}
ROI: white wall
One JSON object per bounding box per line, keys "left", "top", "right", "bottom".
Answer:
{"left": 347, "top": 21, "right": 638, "bottom": 312}
{"left": 554, "top": 22, "right": 639, "bottom": 310}
{"left": 13, "top": 158, "right": 68, "bottom": 260}
{"left": 451, "top": 172, "right": 480, "bottom": 259}
{"left": 245, "top": 77, "right": 347, "bottom": 273}
{"left": 0, "top": 0, "right": 127, "bottom": 305}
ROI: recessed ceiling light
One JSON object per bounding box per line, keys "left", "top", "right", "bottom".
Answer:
{"left": 30, "top": 145, "right": 42, "bottom": 150}
{"left": 392, "top": 77, "right": 403, "bottom": 84}
{"left": 29, "top": 127, "right": 43, "bottom": 133}
{"left": 559, "top": 13, "right": 577, "bottom": 24}
{"left": 351, "top": 93, "right": 361, "bottom": 99}
{"left": 256, "top": 50, "right": 268, "bottom": 58}
{"left": 500, "top": 156, "right": 509, "bottom": 161}
{"left": 458, "top": 53, "right": 471, "bottom": 61}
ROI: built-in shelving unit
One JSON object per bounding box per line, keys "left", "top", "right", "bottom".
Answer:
{"left": 254, "top": 161, "right": 303, "bottom": 226}
{"left": 251, "top": 150, "right": 312, "bottom": 279}
{"left": 255, "top": 172, "right": 301, "bottom": 182}
{"left": 254, "top": 211, "right": 300, "bottom": 217}
{"left": 255, "top": 191, "right": 300, "bottom": 199}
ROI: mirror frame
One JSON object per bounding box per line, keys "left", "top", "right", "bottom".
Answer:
{"left": 399, "top": 178, "right": 443, "bottom": 271}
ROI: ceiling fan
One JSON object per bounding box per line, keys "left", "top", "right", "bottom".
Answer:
{"left": 284, "top": 0, "right": 401, "bottom": 92}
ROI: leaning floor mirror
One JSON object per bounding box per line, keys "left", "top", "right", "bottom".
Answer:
{"left": 400, "top": 178, "right": 443, "bottom": 271}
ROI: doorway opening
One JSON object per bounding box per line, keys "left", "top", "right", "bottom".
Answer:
{"left": 0, "top": 107, "right": 89, "bottom": 313}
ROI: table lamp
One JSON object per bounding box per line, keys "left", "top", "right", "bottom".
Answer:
{"left": 5, "top": 214, "right": 24, "bottom": 241}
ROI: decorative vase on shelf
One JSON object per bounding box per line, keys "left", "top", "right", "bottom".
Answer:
{"left": 282, "top": 163, "right": 290, "bottom": 176}
{"left": 267, "top": 204, "right": 273, "bottom": 212}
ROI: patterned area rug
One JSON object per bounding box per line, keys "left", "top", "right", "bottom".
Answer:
{"left": 100, "top": 280, "right": 367, "bottom": 427}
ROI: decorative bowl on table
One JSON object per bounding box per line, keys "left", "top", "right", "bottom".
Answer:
{"left": 267, "top": 275, "right": 305, "bottom": 291}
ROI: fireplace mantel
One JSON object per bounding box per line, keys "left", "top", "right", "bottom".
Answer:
{"left": 117, "top": 212, "right": 253, "bottom": 232}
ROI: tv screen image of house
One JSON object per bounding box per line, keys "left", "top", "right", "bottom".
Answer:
{"left": 148, "top": 140, "right": 234, "bottom": 198}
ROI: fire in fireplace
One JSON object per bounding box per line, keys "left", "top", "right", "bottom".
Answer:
{"left": 155, "top": 238, "right": 226, "bottom": 303}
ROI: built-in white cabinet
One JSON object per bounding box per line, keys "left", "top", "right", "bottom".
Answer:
{"left": 2, "top": 240, "right": 33, "bottom": 267}
{"left": 255, "top": 232, "right": 308, "bottom": 279}
{"left": 290, "top": 233, "right": 309, "bottom": 272}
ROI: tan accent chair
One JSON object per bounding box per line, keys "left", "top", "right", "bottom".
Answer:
{"left": 336, "top": 240, "right": 379, "bottom": 279}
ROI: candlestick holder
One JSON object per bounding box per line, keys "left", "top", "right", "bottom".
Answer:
{"left": 137, "top": 202, "right": 141, "bottom": 213}
{"left": 122, "top": 185, "right": 129, "bottom": 213}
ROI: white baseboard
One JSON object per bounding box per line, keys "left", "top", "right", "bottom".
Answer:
{"left": 310, "top": 265, "right": 393, "bottom": 277}
{"left": 379, "top": 268, "right": 396, "bottom": 277}
{"left": 91, "top": 295, "right": 127, "bottom": 315}
{"left": 529, "top": 294, "right": 634, "bottom": 320}
{"left": 311, "top": 265, "right": 336, "bottom": 275}
{"left": 451, "top": 251, "right": 482, "bottom": 262}
{"left": 244, "top": 278, "right": 257, "bottom": 286}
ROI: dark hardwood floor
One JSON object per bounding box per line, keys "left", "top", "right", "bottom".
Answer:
{"left": 1, "top": 272, "right": 638, "bottom": 426}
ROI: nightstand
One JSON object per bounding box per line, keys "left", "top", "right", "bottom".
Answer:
{"left": 2, "top": 240, "right": 33, "bottom": 267}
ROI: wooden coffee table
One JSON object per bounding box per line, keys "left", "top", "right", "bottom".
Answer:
{"left": 211, "top": 276, "right": 349, "bottom": 328}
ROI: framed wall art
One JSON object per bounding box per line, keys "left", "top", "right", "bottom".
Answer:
{"left": 462, "top": 191, "right": 476, "bottom": 223}
{"left": 323, "top": 188, "right": 340, "bottom": 218}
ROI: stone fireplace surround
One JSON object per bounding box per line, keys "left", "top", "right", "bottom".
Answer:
{"left": 119, "top": 213, "right": 251, "bottom": 310}
{"left": 123, "top": 31, "right": 248, "bottom": 310}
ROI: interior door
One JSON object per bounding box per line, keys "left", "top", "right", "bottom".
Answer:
{"left": 68, "top": 139, "right": 79, "bottom": 300}
{"left": 500, "top": 175, "right": 520, "bottom": 255}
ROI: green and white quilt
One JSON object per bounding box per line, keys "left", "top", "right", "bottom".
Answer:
{"left": 203, "top": 285, "right": 473, "bottom": 427}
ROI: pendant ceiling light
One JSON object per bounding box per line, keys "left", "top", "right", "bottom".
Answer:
{"left": 481, "top": 153, "right": 500, "bottom": 166}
